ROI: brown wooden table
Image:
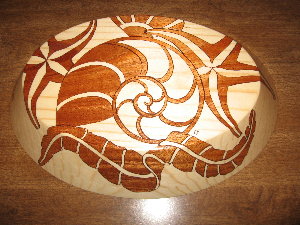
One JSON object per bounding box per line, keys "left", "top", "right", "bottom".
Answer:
{"left": 1, "top": 0, "right": 299, "bottom": 224}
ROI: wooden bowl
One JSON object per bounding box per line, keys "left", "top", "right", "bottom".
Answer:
{"left": 10, "top": 15, "right": 277, "bottom": 198}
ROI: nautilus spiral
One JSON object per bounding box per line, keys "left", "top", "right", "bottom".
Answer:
{"left": 11, "top": 15, "right": 277, "bottom": 198}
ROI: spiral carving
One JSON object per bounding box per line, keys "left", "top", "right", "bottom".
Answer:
{"left": 113, "top": 65, "right": 202, "bottom": 143}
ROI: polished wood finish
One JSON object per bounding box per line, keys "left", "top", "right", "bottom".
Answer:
{"left": 1, "top": 0, "right": 300, "bottom": 223}
{"left": 11, "top": 15, "right": 276, "bottom": 198}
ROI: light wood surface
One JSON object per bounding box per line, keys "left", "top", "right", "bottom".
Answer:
{"left": 11, "top": 15, "right": 276, "bottom": 198}
{"left": 1, "top": 0, "right": 300, "bottom": 223}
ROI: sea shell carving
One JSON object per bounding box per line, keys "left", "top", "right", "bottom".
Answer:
{"left": 11, "top": 15, "right": 276, "bottom": 197}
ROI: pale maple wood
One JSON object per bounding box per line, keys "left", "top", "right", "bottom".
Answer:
{"left": 10, "top": 15, "right": 277, "bottom": 198}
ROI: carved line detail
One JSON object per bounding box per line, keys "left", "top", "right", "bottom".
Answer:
{"left": 22, "top": 15, "right": 274, "bottom": 192}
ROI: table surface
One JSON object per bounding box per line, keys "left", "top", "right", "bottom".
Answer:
{"left": 1, "top": 0, "right": 299, "bottom": 224}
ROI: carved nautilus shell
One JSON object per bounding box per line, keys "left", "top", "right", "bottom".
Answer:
{"left": 11, "top": 15, "right": 277, "bottom": 198}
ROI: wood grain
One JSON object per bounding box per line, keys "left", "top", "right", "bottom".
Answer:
{"left": 1, "top": 0, "right": 300, "bottom": 224}
{"left": 10, "top": 15, "right": 276, "bottom": 197}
